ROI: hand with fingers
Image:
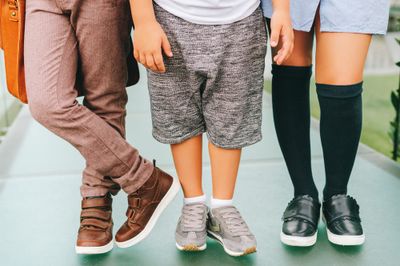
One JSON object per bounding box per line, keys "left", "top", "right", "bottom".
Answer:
{"left": 133, "top": 21, "right": 173, "bottom": 73}
{"left": 270, "top": 5, "right": 294, "bottom": 65}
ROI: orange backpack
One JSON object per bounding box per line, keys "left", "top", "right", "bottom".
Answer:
{"left": 0, "top": 0, "right": 27, "bottom": 104}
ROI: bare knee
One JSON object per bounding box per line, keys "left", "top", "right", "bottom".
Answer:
{"left": 315, "top": 32, "right": 371, "bottom": 85}
{"left": 279, "top": 52, "right": 313, "bottom": 67}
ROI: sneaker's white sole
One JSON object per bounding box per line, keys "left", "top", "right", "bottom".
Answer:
{"left": 115, "top": 177, "right": 180, "bottom": 248}
{"left": 207, "top": 230, "right": 257, "bottom": 257}
{"left": 280, "top": 231, "right": 317, "bottom": 247}
{"left": 322, "top": 214, "right": 365, "bottom": 246}
{"left": 176, "top": 242, "right": 207, "bottom": 251}
{"left": 75, "top": 240, "right": 113, "bottom": 255}
{"left": 326, "top": 229, "right": 365, "bottom": 246}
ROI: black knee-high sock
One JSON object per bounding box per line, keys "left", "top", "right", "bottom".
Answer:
{"left": 272, "top": 65, "right": 319, "bottom": 200}
{"left": 316, "top": 83, "right": 363, "bottom": 201}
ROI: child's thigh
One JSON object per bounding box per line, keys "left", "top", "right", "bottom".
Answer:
{"left": 202, "top": 11, "right": 267, "bottom": 149}
{"left": 147, "top": 68, "right": 206, "bottom": 144}
{"left": 202, "top": 66, "right": 264, "bottom": 149}
{"left": 266, "top": 19, "right": 314, "bottom": 66}
{"left": 315, "top": 20, "right": 372, "bottom": 85}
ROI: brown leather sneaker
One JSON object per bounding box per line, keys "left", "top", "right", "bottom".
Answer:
{"left": 75, "top": 194, "right": 114, "bottom": 254}
{"left": 115, "top": 166, "right": 179, "bottom": 248}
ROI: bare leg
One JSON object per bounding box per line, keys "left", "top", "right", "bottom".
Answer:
{"left": 267, "top": 20, "right": 319, "bottom": 199}
{"left": 314, "top": 15, "right": 370, "bottom": 245}
{"left": 315, "top": 15, "right": 371, "bottom": 84}
{"left": 270, "top": 30, "right": 314, "bottom": 66}
{"left": 208, "top": 142, "right": 242, "bottom": 200}
{"left": 315, "top": 14, "right": 371, "bottom": 200}
{"left": 171, "top": 135, "right": 204, "bottom": 198}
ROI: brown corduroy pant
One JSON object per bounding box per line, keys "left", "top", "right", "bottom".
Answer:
{"left": 24, "top": 0, "right": 154, "bottom": 197}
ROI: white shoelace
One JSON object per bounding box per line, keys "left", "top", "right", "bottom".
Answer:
{"left": 181, "top": 204, "right": 206, "bottom": 232}
{"left": 219, "top": 206, "right": 251, "bottom": 237}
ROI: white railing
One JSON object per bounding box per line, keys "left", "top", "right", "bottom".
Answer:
{"left": 0, "top": 51, "right": 21, "bottom": 143}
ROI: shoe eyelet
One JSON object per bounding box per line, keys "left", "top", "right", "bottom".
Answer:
{"left": 135, "top": 198, "right": 142, "bottom": 208}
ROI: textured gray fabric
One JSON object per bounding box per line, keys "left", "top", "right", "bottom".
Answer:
{"left": 148, "top": 5, "right": 267, "bottom": 149}
{"left": 175, "top": 203, "right": 208, "bottom": 248}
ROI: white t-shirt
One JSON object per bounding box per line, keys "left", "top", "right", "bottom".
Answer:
{"left": 154, "top": 0, "right": 260, "bottom": 25}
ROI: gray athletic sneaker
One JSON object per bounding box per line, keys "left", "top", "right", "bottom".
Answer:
{"left": 207, "top": 206, "right": 257, "bottom": 256}
{"left": 175, "top": 203, "right": 208, "bottom": 251}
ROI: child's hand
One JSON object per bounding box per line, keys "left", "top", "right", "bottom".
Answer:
{"left": 133, "top": 21, "right": 173, "bottom": 73}
{"left": 270, "top": 9, "right": 294, "bottom": 65}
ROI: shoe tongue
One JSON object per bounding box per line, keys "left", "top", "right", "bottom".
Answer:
{"left": 332, "top": 194, "right": 347, "bottom": 199}
{"left": 85, "top": 196, "right": 105, "bottom": 199}
{"left": 185, "top": 202, "right": 206, "bottom": 208}
{"left": 187, "top": 232, "right": 197, "bottom": 240}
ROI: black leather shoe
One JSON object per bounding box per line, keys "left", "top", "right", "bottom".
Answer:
{"left": 281, "top": 195, "right": 321, "bottom": 247}
{"left": 322, "top": 194, "right": 365, "bottom": 246}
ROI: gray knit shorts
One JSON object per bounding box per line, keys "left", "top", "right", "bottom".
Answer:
{"left": 148, "top": 5, "right": 267, "bottom": 149}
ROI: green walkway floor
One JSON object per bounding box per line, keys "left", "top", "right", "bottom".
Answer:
{"left": 1, "top": 68, "right": 400, "bottom": 266}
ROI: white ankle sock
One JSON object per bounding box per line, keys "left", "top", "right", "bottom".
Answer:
{"left": 211, "top": 197, "right": 233, "bottom": 209}
{"left": 184, "top": 194, "right": 206, "bottom": 205}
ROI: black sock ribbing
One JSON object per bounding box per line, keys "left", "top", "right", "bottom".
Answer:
{"left": 316, "top": 82, "right": 363, "bottom": 201}
{"left": 271, "top": 65, "right": 319, "bottom": 200}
